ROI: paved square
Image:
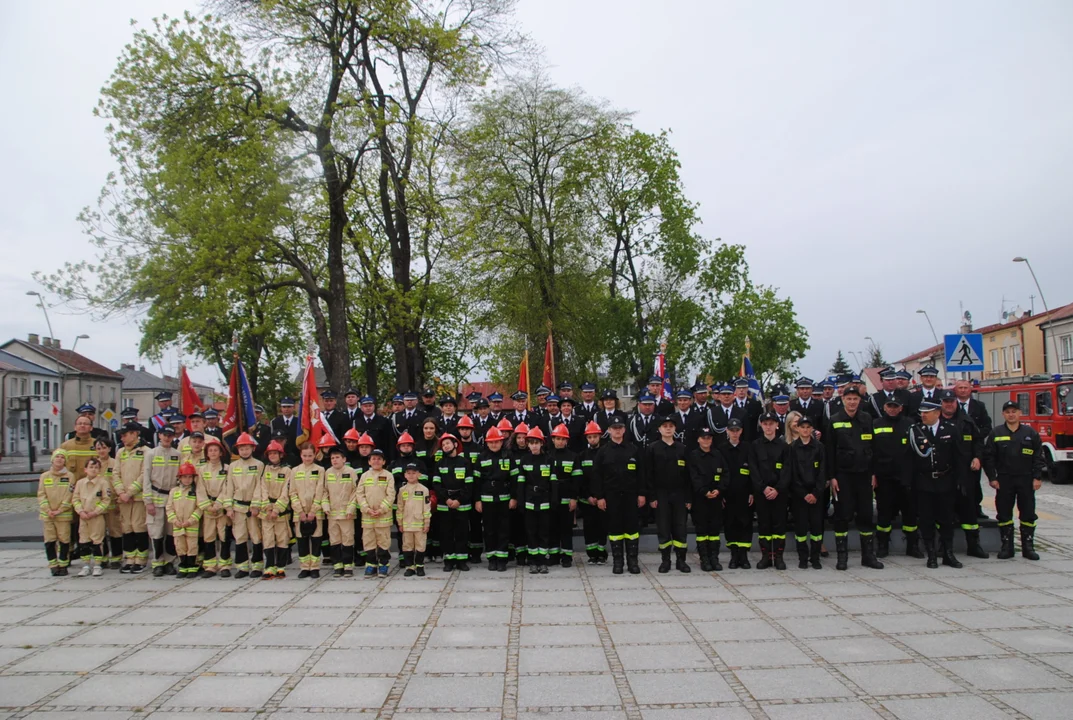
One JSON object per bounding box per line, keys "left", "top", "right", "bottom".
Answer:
{"left": 5, "top": 505, "right": 1073, "bottom": 719}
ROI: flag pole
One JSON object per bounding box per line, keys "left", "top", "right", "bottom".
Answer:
{"left": 547, "top": 319, "right": 556, "bottom": 391}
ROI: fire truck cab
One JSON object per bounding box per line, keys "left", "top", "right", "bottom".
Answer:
{"left": 974, "top": 374, "right": 1073, "bottom": 484}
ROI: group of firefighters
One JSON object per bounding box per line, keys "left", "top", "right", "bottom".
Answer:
{"left": 36, "top": 366, "right": 1045, "bottom": 578}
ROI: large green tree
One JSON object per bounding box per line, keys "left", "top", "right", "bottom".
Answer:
{"left": 44, "top": 2, "right": 519, "bottom": 395}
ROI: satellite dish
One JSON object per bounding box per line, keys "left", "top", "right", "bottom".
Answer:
{"left": 1012, "top": 306, "right": 1025, "bottom": 320}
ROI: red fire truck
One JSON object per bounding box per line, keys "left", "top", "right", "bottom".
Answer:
{"left": 974, "top": 375, "right": 1073, "bottom": 483}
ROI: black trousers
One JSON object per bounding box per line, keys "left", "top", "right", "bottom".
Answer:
{"left": 917, "top": 489, "right": 955, "bottom": 545}
{"left": 481, "top": 500, "right": 511, "bottom": 559}
{"left": 525, "top": 509, "right": 550, "bottom": 561}
{"left": 876, "top": 475, "right": 918, "bottom": 535}
{"left": 754, "top": 490, "right": 788, "bottom": 543}
{"left": 692, "top": 492, "right": 723, "bottom": 545}
{"left": 552, "top": 504, "right": 574, "bottom": 557}
{"left": 792, "top": 496, "right": 824, "bottom": 542}
{"left": 955, "top": 476, "right": 980, "bottom": 532}
{"left": 605, "top": 490, "right": 640, "bottom": 542}
{"left": 995, "top": 476, "right": 1037, "bottom": 529}
{"left": 510, "top": 507, "right": 528, "bottom": 557}
{"left": 439, "top": 510, "right": 470, "bottom": 561}
{"left": 469, "top": 509, "right": 484, "bottom": 557}
{"left": 655, "top": 491, "right": 688, "bottom": 551}
{"left": 723, "top": 492, "right": 753, "bottom": 549}
{"left": 833, "top": 472, "right": 874, "bottom": 536}
{"left": 580, "top": 501, "right": 607, "bottom": 557}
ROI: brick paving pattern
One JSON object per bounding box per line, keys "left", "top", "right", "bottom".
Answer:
{"left": 3, "top": 500, "right": 1073, "bottom": 719}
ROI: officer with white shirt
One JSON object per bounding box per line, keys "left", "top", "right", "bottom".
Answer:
{"left": 270, "top": 398, "right": 300, "bottom": 461}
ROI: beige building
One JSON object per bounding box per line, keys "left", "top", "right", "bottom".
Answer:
{"left": 1038, "top": 304, "right": 1073, "bottom": 376}
{"left": 976, "top": 306, "right": 1072, "bottom": 380}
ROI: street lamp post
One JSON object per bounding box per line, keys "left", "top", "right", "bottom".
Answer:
{"left": 1013, "top": 257, "right": 1062, "bottom": 374}
{"left": 915, "top": 310, "right": 940, "bottom": 346}
{"left": 26, "top": 291, "right": 55, "bottom": 341}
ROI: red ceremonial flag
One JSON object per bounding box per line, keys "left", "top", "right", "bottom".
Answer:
{"left": 542, "top": 331, "right": 555, "bottom": 390}
{"left": 519, "top": 349, "right": 531, "bottom": 409}
{"left": 179, "top": 366, "right": 206, "bottom": 431}
{"left": 296, "top": 354, "right": 339, "bottom": 448}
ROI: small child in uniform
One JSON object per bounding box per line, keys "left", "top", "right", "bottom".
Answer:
{"left": 73, "top": 457, "right": 112, "bottom": 576}
{"left": 396, "top": 463, "right": 432, "bottom": 576}
{"left": 167, "top": 463, "right": 203, "bottom": 578}
{"left": 356, "top": 449, "right": 396, "bottom": 578}
{"left": 38, "top": 449, "right": 74, "bottom": 575}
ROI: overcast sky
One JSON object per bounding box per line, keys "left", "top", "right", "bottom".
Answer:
{"left": 2, "top": 1, "right": 1071, "bottom": 390}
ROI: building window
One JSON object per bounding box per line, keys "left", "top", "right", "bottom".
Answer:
{"left": 87, "top": 385, "right": 93, "bottom": 403}
{"left": 43, "top": 419, "right": 50, "bottom": 450}
{"left": 123, "top": 397, "right": 133, "bottom": 409}
{"left": 111, "top": 388, "right": 116, "bottom": 404}
{"left": 1013, "top": 345, "right": 1023, "bottom": 371}
{"left": 989, "top": 349, "right": 999, "bottom": 374}
{"left": 33, "top": 419, "right": 41, "bottom": 442}
{"left": 1062, "top": 335, "right": 1073, "bottom": 365}
{"left": 52, "top": 382, "right": 58, "bottom": 401}
{"left": 33, "top": 380, "right": 41, "bottom": 397}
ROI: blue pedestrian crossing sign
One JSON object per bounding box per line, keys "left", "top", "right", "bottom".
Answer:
{"left": 945, "top": 333, "right": 984, "bottom": 372}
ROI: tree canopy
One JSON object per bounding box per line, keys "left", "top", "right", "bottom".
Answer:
{"left": 39, "top": 2, "right": 808, "bottom": 398}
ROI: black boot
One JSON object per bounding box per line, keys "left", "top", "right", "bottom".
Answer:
{"left": 905, "top": 530, "right": 925, "bottom": 559}
{"left": 709, "top": 541, "right": 722, "bottom": 572}
{"left": 1021, "top": 526, "right": 1040, "bottom": 561}
{"left": 611, "top": 540, "right": 625, "bottom": 575}
{"left": 925, "top": 535, "right": 939, "bottom": 569}
{"left": 876, "top": 531, "right": 890, "bottom": 558}
{"left": 404, "top": 551, "right": 416, "bottom": 577}
{"left": 415, "top": 551, "right": 426, "bottom": 576}
{"left": 756, "top": 539, "right": 772, "bottom": 570}
{"left": 941, "top": 537, "right": 963, "bottom": 568}
{"left": 997, "top": 526, "right": 1015, "bottom": 559}
{"left": 809, "top": 539, "right": 822, "bottom": 570}
{"left": 861, "top": 535, "right": 884, "bottom": 569}
{"left": 658, "top": 547, "right": 672, "bottom": 573}
{"left": 626, "top": 539, "right": 641, "bottom": 574}
{"left": 250, "top": 543, "right": 264, "bottom": 577}
{"left": 835, "top": 535, "right": 849, "bottom": 571}
{"left": 698, "top": 541, "right": 712, "bottom": 572}
{"left": 773, "top": 539, "right": 786, "bottom": 571}
{"left": 332, "top": 545, "right": 343, "bottom": 577}
{"left": 739, "top": 546, "right": 752, "bottom": 570}
{"left": 675, "top": 547, "right": 691, "bottom": 573}
{"left": 965, "top": 529, "right": 989, "bottom": 559}
{"left": 797, "top": 541, "right": 809, "bottom": 569}
{"left": 727, "top": 546, "right": 740, "bottom": 570}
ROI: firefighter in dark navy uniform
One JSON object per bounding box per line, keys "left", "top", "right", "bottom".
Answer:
{"left": 982, "top": 400, "right": 1045, "bottom": 561}
{"left": 909, "top": 401, "right": 965, "bottom": 569}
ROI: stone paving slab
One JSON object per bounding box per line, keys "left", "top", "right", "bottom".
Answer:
{"left": 5, "top": 497, "right": 1073, "bottom": 720}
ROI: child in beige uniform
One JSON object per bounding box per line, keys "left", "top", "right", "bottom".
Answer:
{"left": 73, "top": 457, "right": 112, "bottom": 576}
{"left": 290, "top": 443, "right": 326, "bottom": 578}
{"left": 167, "top": 463, "right": 203, "bottom": 578}
{"left": 258, "top": 441, "right": 292, "bottom": 578}
{"left": 357, "top": 449, "right": 396, "bottom": 578}
{"left": 38, "top": 449, "right": 74, "bottom": 576}
{"left": 396, "top": 463, "right": 432, "bottom": 576}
